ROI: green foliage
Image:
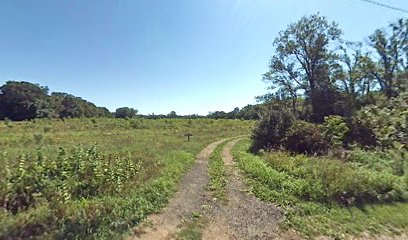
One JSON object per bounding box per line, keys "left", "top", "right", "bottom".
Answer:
{"left": 0, "top": 82, "right": 113, "bottom": 121}
{"left": 347, "top": 148, "right": 408, "bottom": 176}
{"left": 263, "top": 13, "right": 342, "bottom": 122}
{"left": 261, "top": 15, "right": 408, "bottom": 124}
{"left": 284, "top": 121, "right": 328, "bottom": 155}
{"left": 0, "top": 146, "right": 140, "bottom": 214}
{"left": 367, "top": 18, "right": 408, "bottom": 98}
{"left": 322, "top": 115, "right": 349, "bottom": 147}
{"left": 115, "top": 107, "right": 138, "bottom": 119}
{"left": 236, "top": 140, "right": 408, "bottom": 205}
{"left": 0, "top": 81, "right": 50, "bottom": 121}
{"left": 344, "top": 117, "right": 378, "bottom": 148}
{"left": 251, "top": 107, "right": 295, "bottom": 152}
{"left": 233, "top": 139, "right": 408, "bottom": 238}
{"left": 359, "top": 92, "right": 408, "bottom": 149}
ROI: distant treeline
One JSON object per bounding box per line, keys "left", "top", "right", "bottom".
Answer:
{"left": 139, "top": 106, "right": 262, "bottom": 120}
{"left": 0, "top": 81, "right": 111, "bottom": 121}
{"left": 0, "top": 81, "right": 262, "bottom": 121}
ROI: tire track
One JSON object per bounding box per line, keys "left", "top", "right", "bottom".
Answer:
{"left": 203, "top": 139, "right": 283, "bottom": 240}
{"left": 131, "top": 139, "right": 228, "bottom": 240}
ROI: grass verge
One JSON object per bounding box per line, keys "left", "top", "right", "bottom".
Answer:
{"left": 232, "top": 139, "right": 408, "bottom": 239}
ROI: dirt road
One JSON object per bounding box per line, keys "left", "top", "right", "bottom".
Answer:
{"left": 131, "top": 139, "right": 228, "bottom": 240}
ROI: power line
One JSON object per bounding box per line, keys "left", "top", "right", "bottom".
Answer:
{"left": 359, "top": 0, "right": 408, "bottom": 14}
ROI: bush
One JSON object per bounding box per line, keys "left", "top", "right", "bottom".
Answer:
{"left": 358, "top": 92, "right": 408, "bottom": 149}
{"left": 344, "top": 117, "right": 378, "bottom": 149}
{"left": 322, "top": 115, "right": 348, "bottom": 147}
{"left": 251, "top": 108, "right": 295, "bottom": 152}
{"left": 284, "top": 121, "right": 329, "bottom": 155}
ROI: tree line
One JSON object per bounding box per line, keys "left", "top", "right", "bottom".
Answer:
{"left": 252, "top": 13, "right": 408, "bottom": 154}
{"left": 0, "top": 81, "right": 262, "bottom": 121}
{"left": 260, "top": 14, "right": 407, "bottom": 123}
{"left": 0, "top": 81, "right": 111, "bottom": 120}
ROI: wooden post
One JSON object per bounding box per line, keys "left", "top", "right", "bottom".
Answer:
{"left": 184, "top": 133, "right": 193, "bottom": 141}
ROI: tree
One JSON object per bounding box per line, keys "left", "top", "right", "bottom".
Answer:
{"left": 367, "top": 18, "right": 408, "bottom": 98}
{"left": 115, "top": 107, "right": 138, "bottom": 118}
{"left": 167, "top": 111, "right": 177, "bottom": 118}
{"left": 337, "top": 42, "right": 372, "bottom": 101}
{"left": 0, "top": 81, "right": 50, "bottom": 120}
{"left": 263, "top": 13, "right": 342, "bottom": 122}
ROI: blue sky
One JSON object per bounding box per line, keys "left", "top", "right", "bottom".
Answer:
{"left": 0, "top": 0, "right": 407, "bottom": 115}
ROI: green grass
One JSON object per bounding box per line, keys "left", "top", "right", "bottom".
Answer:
{"left": 207, "top": 140, "right": 229, "bottom": 203}
{"left": 175, "top": 212, "right": 206, "bottom": 240}
{"left": 232, "top": 139, "right": 408, "bottom": 239}
{"left": 0, "top": 118, "right": 253, "bottom": 239}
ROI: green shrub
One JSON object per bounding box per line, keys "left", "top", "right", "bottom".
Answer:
{"left": 358, "top": 92, "right": 408, "bottom": 149}
{"left": 322, "top": 115, "right": 348, "bottom": 147}
{"left": 344, "top": 117, "right": 378, "bottom": 149}
{"left": 251, "top": 108, "right": 294, "bottom": 152}
{"left": 0, "top": 146, "right": 140, "bottom": 214}
{"left": 347, "top": 148, "right": 407, "bottom": 176}
{"left": 284, "top": 121, "right": 329, "bottom": 155}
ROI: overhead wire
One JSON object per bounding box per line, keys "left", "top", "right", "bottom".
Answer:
{"left": 359, "top": 0, "right": 408, "bottom": 14}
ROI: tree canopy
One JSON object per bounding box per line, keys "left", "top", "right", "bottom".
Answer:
{"left": 0, "top": 81, "right": 112, "bottom": 120}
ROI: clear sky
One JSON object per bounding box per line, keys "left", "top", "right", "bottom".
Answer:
{"left": 0, "top": 0, "right": 407, "bottom": 115}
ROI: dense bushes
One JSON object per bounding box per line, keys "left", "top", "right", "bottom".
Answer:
{"left": 284, "top": 121, "right": 329, "bottom": 155}
{"left": 321, "top": 115, "right": 348, "bottom": 147}
{"left": 358, "top": 92, "right": 408, "bottom": 149}
{"left": 344, "top": 117, "right": 378, "bottom": 148}
{"left": 252, "top": 113, "right": 351, "bottom": 155}
{"left": 251, "top": 108, "right": 294, "bottom": 152}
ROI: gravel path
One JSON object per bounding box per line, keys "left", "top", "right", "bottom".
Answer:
{"left": 131, "top": 139, "right": 228, "bottom": 240}
{"left": 203, "top": 139, "right": 283, "bottom": 240}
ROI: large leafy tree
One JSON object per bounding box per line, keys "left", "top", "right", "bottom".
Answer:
{"left": 367, "top": 18, "right": 408, "bottom": 98}
{"left": 263, "top": 13, "right": 342, "bottom": 122}
{"left": 0, "top": 81, "right": 50, "bottom": 120}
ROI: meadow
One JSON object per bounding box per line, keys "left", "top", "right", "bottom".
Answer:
{"left": 0, "top": 118, "right": 253, "bottom": 239}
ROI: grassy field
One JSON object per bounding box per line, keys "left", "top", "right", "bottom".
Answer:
{"left": 232, "top": 139, "right": 408, "bottom": 239}
{"left": 0, "top": 118, "right": 253, "bottom": 239}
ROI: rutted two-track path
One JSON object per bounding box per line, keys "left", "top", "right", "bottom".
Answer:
{"left": 203, "top": 139, "right": 282, "bottom": 239}
{"left": 130, "top": 138, "right": 282, "bottom": 240}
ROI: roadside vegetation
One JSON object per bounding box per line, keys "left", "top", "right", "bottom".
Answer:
{"left": 0, "top": 118, "right": 253, "bottom": 239}
{"left": 234, "top": 13, "right": 408, "bottom": 239}
{"left": 233, "top": 140, "right": 408, "bottom": 238}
